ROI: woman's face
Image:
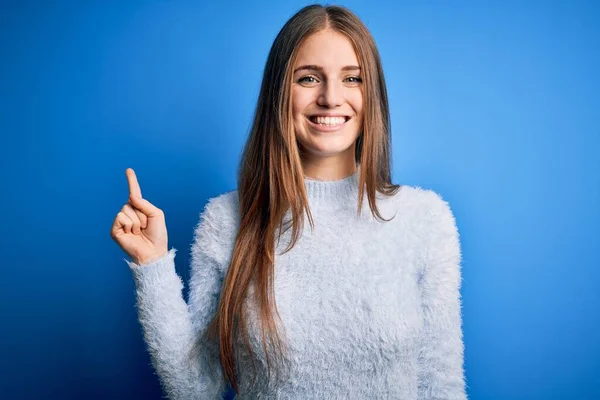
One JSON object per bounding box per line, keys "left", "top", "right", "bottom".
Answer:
{"left": 291, "top": 29, "right": 364, "bottom": 170}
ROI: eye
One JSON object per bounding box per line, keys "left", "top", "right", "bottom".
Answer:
{"left": 298, "top": 75, "right": 319, "bottom": 84}
{"left": 345, "top": 76, "right": 363, "bottom": 84}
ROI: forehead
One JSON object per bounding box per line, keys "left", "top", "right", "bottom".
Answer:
{"left": 293, "top": 29, "right": 359, "bottom": 69}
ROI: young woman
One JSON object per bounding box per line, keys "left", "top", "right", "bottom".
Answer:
{"left": 111, "top": 4, "right": 467, "bottom": 399}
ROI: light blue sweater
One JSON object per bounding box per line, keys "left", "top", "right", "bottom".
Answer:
{"left": 126, "top": 168, "right": 467, "bottom": 399}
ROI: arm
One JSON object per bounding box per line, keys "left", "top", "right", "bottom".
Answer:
{"left": 126, "top": 196, "right": 234, "bottom": 400}
{"left": 417, "top": 191, "right": 467, "bottom": 400}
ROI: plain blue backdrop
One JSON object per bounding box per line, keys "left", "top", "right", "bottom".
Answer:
{"left": 1, "top": 1, "right": 598, "bottom": 399}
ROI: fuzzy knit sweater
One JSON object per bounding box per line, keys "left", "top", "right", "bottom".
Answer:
{"left": 125, "top": 168, "right": 467, "bottom": 399}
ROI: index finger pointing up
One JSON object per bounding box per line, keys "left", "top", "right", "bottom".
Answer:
{"left": 126, "top": 168, "right": 143, "bottom": 199}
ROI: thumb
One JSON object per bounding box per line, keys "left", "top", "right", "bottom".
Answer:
{"left": 129, "top": 194, "right": 162, "bottom": 218}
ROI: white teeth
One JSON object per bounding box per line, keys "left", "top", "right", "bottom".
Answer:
{"left": 313, "top": 116, "right": 346, "bottom": 125}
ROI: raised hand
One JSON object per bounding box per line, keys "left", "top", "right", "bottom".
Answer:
{"left": 110, "top": 168, "right": 169, "bottom": 265}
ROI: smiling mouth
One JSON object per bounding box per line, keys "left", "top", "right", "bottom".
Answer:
{"left": 308, "top": 115, "right": 351, "bottom": 125}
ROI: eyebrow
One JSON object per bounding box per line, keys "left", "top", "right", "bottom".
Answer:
{"left": 293, "top": 64, "right": 361, "bottom": 74}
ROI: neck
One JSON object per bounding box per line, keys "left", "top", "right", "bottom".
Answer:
{"left": 301, "top": 148, "right": 358, "bottom": 181}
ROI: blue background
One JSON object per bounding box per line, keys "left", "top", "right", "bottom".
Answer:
{"left": 1, "top": 1, "right": 598, "bottom": 399}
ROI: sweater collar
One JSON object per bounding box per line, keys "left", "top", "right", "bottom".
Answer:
{"left": 303, "top": 164, "right": 360, "bottom": 202}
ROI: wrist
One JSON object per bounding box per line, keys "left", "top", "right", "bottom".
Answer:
{"left": 137, "top": 250, "right": 168, "bottom": 266}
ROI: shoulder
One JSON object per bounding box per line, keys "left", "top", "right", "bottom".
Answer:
{"left": 192, "top": 189, "right": 240, "bottom": 268}
{"left": 200, "top": 189, "right": 240, "bottom": 225}
{"left": 392, "top": 184, "right": 451, "bottom": 212}
{"left": 394, "top": 187, "right": 462, "bottom": 283}
{"left": 392, "top": 185, "right": 458, "bottom": 237}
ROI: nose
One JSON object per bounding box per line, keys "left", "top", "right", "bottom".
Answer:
{"left": 317, "top": 79, "right": 344, "bottom": 108}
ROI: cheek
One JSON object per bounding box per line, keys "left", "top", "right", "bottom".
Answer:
{"left": 350, "top": 92, "right": 364, "bottom": 116}
{"left": 350, "top": 93, "right": 364, "bottom": 132}
{"left": 291, "top": 89, "right": 312, "bottom": 120}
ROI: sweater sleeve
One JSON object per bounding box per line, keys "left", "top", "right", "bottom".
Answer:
{"left": 125, "top": 195, "right": 235, "bottom": 400}
{"left": 416, "top": 191, "right": 467, "bottom": 400}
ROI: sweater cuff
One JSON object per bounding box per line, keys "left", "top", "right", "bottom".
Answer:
{"left": 125, "top": 248, "right": 179, "bottom": 287}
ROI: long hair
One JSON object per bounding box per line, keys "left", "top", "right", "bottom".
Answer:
{"left": 191, "top": 3, "right": 400, "bottom": 395}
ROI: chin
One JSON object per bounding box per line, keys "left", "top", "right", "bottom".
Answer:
{"left": 300, "top": 135, "right": 358, "bottom": 157}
